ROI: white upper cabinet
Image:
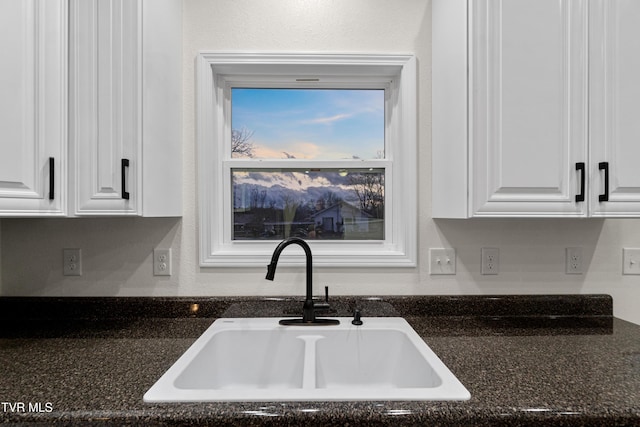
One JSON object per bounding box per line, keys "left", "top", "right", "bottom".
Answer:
{"left": 0, "top": 0, "right": 67, "bottom": 216}
{"left": 589, "top": 0, "right": 640, "bottom": 216}
{"left": 469, "top": 0, "right": 588, "bottom": 218}
{"left": 433, "top": 0, "right": 640, "bottom": 218}
{"left": 0, "top": 0, "right": 181, "bottom": 218}
{"left": 70, "top": 0, "right": 182, "bottom": 216}
{"left": 69, "top": 0, "right": 139, "bottom": 215}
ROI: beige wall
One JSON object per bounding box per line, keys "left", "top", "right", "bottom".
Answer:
{"left": 2, "top": 0, "right": 640, "bottom": 325}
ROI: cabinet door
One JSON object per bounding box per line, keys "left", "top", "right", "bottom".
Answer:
{"left": 70, "top": 0, "right": 140, "bottom": 215}
{"left": 590, "top": 0, "right": 640, "bottom": 216}
{"left": 0, "top": 0, "right": 66, "bottom": 216}
{"left": 470, "top": 0, "right": 588, "bottom": 217}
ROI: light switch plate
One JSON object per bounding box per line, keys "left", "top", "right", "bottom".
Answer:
{"left": 623, "top": 248, "right": 640, "bottom": 275}
{"left": 429, "top": 248, "right": 456, "bottom": 275}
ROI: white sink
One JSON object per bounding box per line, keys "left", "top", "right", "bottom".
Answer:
{"left": 144, "top": 317, "right": 470, "bottom": 402}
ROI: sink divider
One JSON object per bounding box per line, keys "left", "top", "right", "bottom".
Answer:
{"left": 298, "top": 335, "right": 324, "bottom": 389}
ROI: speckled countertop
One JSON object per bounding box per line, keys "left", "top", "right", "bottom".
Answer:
{"left": 1, "top": 295, "right": 639, "bottom": 426}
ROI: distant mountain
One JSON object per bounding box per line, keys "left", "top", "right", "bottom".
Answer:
{"left": 233, "top": 170, "right": 359, "bottom": 210}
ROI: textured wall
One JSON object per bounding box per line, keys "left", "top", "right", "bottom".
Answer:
{"left": 2, "top": 0, "right": 640, "bottom": 325}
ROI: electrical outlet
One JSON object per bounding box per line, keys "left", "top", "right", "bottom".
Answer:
{"left": 153, "top": 248, "right": 172, "bottom": 276}
{"left": 565, "top": 247, "right": 583, "bottom": 274}
{"left": 623, "top": 248, "right": 640, "bottom": 275}
{"left": 481, "top": 247, "right": 499, "bottom": 275}
{"left": 63, "top": 248, "right": 82, "bottom": 276}
{"left": 429, "top": 248, "right": 456, "bottom": 275}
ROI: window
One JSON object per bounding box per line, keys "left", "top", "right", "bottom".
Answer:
{"left": 231, "top": 88, "right": 385, "bottom": 241}
{"left": 197, "top": 53, "right": 417, "bottom": 267}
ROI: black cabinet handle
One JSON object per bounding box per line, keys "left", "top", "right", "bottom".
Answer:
{"left": 575, "top": 162, "right": 585, "bottom": 202}
{"left": 599, "top": 161, "right": 609, "bottom": 202}
{"left": 49, "top": 157, "right": 55, "bottom": 200}
{"left": 121, "top": 158, "right": 130, "bottom": 200}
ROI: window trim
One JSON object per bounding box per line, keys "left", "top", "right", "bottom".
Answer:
{"left": 197, "top": 52, "right": 417, "bottom": 267}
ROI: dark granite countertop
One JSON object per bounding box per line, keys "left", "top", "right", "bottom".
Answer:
{"left": 1, "top": 295, "right": 639, "bottom": 426}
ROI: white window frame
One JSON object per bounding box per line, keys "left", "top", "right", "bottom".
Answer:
{"left": 196, "top": 52, "right": 417, "bottom": 267}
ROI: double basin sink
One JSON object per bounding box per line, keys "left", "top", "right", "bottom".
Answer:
{"left": 144, "top": 317, "right": 470, "bottom": 402}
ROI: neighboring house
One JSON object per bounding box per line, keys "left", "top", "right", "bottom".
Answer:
{"left": 312, "top": 201, "right": 377, "bottom": 238}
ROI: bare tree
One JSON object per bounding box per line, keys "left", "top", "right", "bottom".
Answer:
{"left": 349, "top": 172, "right": 385, "bottom": 218}
{"left": 248, "top": 186, "right": 269, "bottom": 209}
{"left": 231, "top": 127, "right": 255, "bottom": 158}
{"left": 322, "top": 190, "right": 342, "bottom": 208}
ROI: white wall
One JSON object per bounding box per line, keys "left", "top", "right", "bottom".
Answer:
{"left": 2, "top": 0, "right": 640, "bottom": 325}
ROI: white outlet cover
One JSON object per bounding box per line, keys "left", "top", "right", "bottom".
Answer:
{"left": 63, "top": 248, "right": 82, "bottom": 276}
{"left": 565, "top": 247, "right": 583, "bottom": 275}
{"left": 154, "top": 248, "right": 172, "bottom": 276}
{"left": 481, "top": 247, "right": 499, "bottom": 275}
{"left": 623, "top": 248, "right": 640, "bottom": 275}
{"left": 429, "top": 248, "right": 456, "bottom": 275}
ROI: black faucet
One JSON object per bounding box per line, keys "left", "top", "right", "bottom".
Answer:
{"left": 266, "top": 237, "right": 339, "bottom": 326}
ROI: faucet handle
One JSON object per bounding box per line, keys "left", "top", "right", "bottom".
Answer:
{"left": 313, "top": 286, "right": 331, "bottom": 310}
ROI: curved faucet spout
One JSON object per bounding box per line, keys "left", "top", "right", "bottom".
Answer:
{"left": 266, "top": 237, "right": 311, "bottom": 283}
{"left": 265, "top": 237, "right": 314, "bottom": 321}
{"left": 265, "top": 237, "right": 338, "bottom": 325}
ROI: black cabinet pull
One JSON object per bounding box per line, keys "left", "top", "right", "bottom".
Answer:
{"left": 121, "top": 158, "right": 130, "bottom": 200}
{"left": 49, "top": 157, "right": 55, "bottom": 200}
{"left": 599, "top": 161, "right": 609, "bottom": 202}
{"left": 575, "top": 162, "right": 585, "bottom": 202}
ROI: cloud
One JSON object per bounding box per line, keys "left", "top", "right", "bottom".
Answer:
{"left": 235, "top": 170, "right": 346, "bottom": 193}
{"left": 252, "top": 140, "right": 323, "bottom": 160}
{"left": 304, "top": 113, "right": 353, "bottom": 125}
{"left": 252, "top": 144, "right": 287, "bottom": 159}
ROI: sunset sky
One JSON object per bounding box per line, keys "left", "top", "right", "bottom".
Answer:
{"left": 231, "top": 88, "right": 385, "bottom": 160}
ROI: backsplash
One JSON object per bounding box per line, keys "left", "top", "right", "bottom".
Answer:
{"left": 1, "top": 216, "right": 639, "bottom": 325}
{"left": 0, "top": 294, "right": 615, "bottom": 342}
{"left": 0, "top": 294, "right": 612, "bottom": 319}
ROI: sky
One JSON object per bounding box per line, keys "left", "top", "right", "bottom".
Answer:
{"left": 231, "top": 88, "right": 385, "bottom": 160}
